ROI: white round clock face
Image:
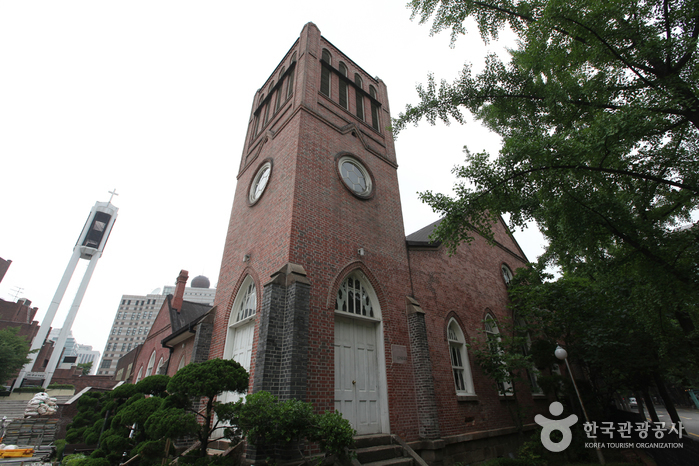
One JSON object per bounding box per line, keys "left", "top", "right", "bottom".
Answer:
{"left": 249, "top": 162, "right": 271, "bottom": 203}
{"left": 339, "top": 157, "right": 371, "bottom": 196}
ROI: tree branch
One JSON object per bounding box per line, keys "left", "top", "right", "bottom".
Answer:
{"left": 488, "top": 164, "right": 699, "bottom": 195}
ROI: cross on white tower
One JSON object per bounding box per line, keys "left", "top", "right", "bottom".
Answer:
{"left": 108, "top": 188, "right": 119, "bottom": 203}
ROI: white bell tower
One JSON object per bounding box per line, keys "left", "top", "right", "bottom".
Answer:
{"left": 14, "top": 190, "right": 119, "bottom": 389}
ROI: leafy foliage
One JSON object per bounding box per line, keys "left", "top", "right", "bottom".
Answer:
{"left": 166, "top": 358, "right": 249, "bottom": 457}
{"left": 220, "top": 391, "right": 355, "bottom": 461}
{"left": 395, "top": 0, "right": 699, "bottom": 405}
{"left": 395, "top": 0, "right": 699, "bottom": 319}
{"left": 63, "top": 359, "right": 249, "bottom": 465}
{"left": 77, "top": 361, "right": 93, "bottom": 375}
{"left": 0, "top": 326, "right": 33, "bottom": 384}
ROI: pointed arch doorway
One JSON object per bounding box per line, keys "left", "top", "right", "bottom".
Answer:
{"left": 334, "top": 271, "right": 389, "bottom": 435}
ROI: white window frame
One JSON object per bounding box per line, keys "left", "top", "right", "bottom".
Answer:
{"left": 447, "top": 318, "right": 475, "bottom": 396}
{"left": 502, "top": 264, "right": 514, "bottom": 286}
{"left": 485, "top": 314, "right": 513, "bottom": 396}
{"left": 146, "top": 350, "right": 156, "bottom": 376}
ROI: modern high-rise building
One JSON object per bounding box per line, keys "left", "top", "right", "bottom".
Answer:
{"left": 48, "top": 328, "right": 77, "bottom": 358}
{"left": 75, "top": 344, "right": 100, "bottom": 374}
{"left": 98, "top": 276, "right": 215, "bottom": 376}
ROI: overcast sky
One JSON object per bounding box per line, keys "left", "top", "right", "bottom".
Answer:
{"left": 0, "top": 1, "right": 544, "bottom": 360}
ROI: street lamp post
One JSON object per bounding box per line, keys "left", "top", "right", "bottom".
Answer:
{"left": 555, "top": 345, "right": 605, "bottom": 465}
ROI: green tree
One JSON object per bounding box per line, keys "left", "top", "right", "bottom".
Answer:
{"left": 507, "top": 266, "right": 689, "bottom": 426}
{"left": 395, "top": 0, "right": 698, "bottom": 307}
{"left": 77, "top": 361, "right": 93, "bottom": 375}
{"left": 0, "top": 327, "right": 33, "bottom": 385}
{"left": 220, "top": 391, "right": 355, "bottom": 462}
{"left": 165, "top": 358, "right": 249, "bottom": 457}
{"left": 470, "top": 316, "right": 541, "bottom": 434}
{"left": 394, "top": 0, "right": 699, "bottom": 396}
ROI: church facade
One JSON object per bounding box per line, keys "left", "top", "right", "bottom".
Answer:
{"left": 207, "top": 22, "right": 547, "bottom": 461}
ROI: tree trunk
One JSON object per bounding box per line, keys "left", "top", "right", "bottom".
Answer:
{"left": 641, "top": 387, "right": 659, "bottom": 423}
{"left": 634, "top": 391, "right": 646, "bottom": 418}
{"left": 652, "top": 372, "right": 683, "bottom": 431}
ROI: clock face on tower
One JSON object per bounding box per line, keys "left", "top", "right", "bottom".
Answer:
{"left": 249, "top": 161, "right": 272, "bottom": 204}
{"left": 338, "top": 156, "right": 373, "bottom": 198}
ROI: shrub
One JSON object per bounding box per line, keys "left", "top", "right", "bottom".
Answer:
{"left": 62, "top": 453, "right": 87, "bottom": 466}
{"left": 54, "top": 439, "right": 67, "bottom": 460}
{"left": 48, "top": 384, "right": 75, "bottom": 390}
{"left": 223, "top": 391, "right": 355, "bottom": 461}
{"left": 13, "top": 386, "right": 44, "bottom": 393}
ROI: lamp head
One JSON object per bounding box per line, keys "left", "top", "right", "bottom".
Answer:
{"left": 555, "top": 346, "right": 568, "bottom": 361}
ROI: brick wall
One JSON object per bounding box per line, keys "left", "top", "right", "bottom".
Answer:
{"left": 407, "top": 221, "right": 548, "bottom": 437}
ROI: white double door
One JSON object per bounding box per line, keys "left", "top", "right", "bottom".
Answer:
{"left": 334, "top": 316, "right": 382, "bottom": 435}
{"left": 219, "top": 320, "right": 255, "bottom": 404}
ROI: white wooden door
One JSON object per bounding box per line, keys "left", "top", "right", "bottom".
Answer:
{"left": 220, "top": 320, "right": 255, "bottom": 404}
{"left": 334, "top": 317, "right": 381, "bottom": 434}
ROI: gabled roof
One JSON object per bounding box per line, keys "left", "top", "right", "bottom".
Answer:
{"left": 405, "top": 219, "right": 442, "bottom": 248}
{"left": 161, "top": 298, "right": 214, "bottom": 347}
{"left": 169, "top": 298, "right": 212, "bottom": 333}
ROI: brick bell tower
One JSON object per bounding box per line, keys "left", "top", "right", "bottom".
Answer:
{"left": 209, "top": 23, "right": 425, "bottom": 441}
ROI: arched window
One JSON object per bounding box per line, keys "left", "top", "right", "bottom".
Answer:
{"left": 335, "top": 271, "right": 379, "bottom": 319}
{"left": 369, "top": 85, "right": 380, "bottom": 131}
{"left": 146, "top": 350, "right": 156, "bottom": 377}
{"left": 177, "top": 355, "right": 186, "bottom": 371}
{"left": 448, "top": 318, "right": 475, "bottom": 395}
{"left": 516, "top": 318, "right": 543, "bottom": 395}
{"left": 502, "top": 264, "right": 514, "bottom": 286}
{"left": 234, "top": 277, "right": 257, "bottom": 323}
{"left": 276, "top": 70, "right": 285, "bottom": 111}
{"left": 224, "top": 275, "right": 257, "bottom": 371}
{"left": 338, "top": 63, "right": 348, "bottom": 109}
{"left": 262, "top": 88, "right": 271, "bottom": 126}
{"left": 354, "top": 74, "right": 364, "bottom": 120}
{"left": 320, "top": 49, "right": 332, "bottom": 97}
{"left": 135, "top": 366, "right": 143, "bottom": 383}
{"left": 287, "top": 53, "right": 296, "bottom": 99}
{"left": 220, "top": 275, "right": 258, "bottom": 406}
{"left": 253, "top": 94, "right": 264, "bottom": 136}
{"left": 156, "top": 356, "right": 164, "bottom": 375}
{"left": 485, "top": 314, "right": 513, "bottom": 396}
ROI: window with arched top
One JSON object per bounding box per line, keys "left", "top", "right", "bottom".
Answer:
{"left": 234, "top": 278, "right": 256, "bottom": 323}
{"left": 177, "top": 355, "right": 186, "bottom": 371}
{"left": 146, "top": 350, "right": 156, "bottom": 377}
{"left": 263, "top": 88, "right": 272, "bottom": 126}
{"left": 369, "top": 85, "right": 380, "bottom": 131}
{"left": 156, "top": 356, "right": 164, "bottom": 375}
{"left": 448, "top": 318, "right": 475, "bottom": 396}
{"left": 485, "top": 314, "right": 513, "bottom": 396}
{"left": 320, "top": 49, "right": 332, "bottom": 97}
{"left": 253, "top": 94, "right": 264, "bottom": 136}
{"left": 354, "top": 74, "right": 364, "bottom": 120}
{"left": 287, "top": 53, "right": 297, "bottom": 99}
{"left": 338, "top": 63, "right": 348, "bottom": 109}
{"left": 335, "top": 272, "right": 380, "bottom": 319}
{"left": 502, "top": 265, "right": 514, "bottom": 286}
{"left": 220, "top": 275, "right": 258, "bottom": 406}
{"left": 223, "top": 275, "right": 257, "bottom": 372}
{"left": 516, "top": 318, "right": 543, "bottom": 395}
{"left": 276, "top": 71, "right": 285, "bottom": 111}
{"left": 135, "top": 366, "right": 143, "bottom": 383}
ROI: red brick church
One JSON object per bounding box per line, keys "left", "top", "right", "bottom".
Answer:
{"left": 198, "top": 22, "right": 548, "bottom": 461}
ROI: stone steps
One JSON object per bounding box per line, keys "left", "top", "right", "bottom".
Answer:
{"left": 0, "top": 396, "right": 72, "bottom": 421}
{"left": 353, "top": 434, "right": 415, "bottom": 466}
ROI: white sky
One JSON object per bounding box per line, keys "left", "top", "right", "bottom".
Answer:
{"left": 0, "top": 1, "right": 545, "bottom": 358}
